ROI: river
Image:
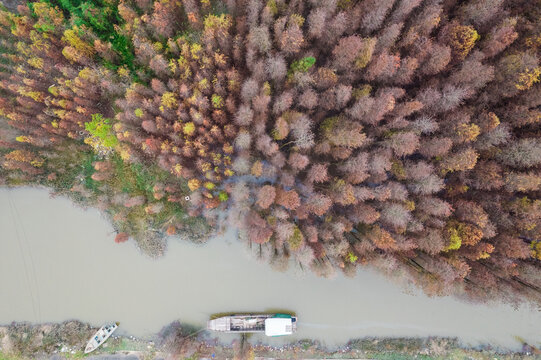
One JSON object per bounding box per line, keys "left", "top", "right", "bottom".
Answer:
{"left": 0, "top": 187, "right": 540, "bottom": 349}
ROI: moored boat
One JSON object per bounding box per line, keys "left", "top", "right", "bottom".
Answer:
{"left": 84, "top": 322, "right": 119, "bottom": 354}
{"left": 207, "top": 314, "right": 297, "bottom": 336}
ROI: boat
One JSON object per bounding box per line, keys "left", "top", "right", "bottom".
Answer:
{"left": 207, "top": 314, "right": 297, "bottom": 337}
{"left": 84, "top": 322, "right": 119, "bottom": 354}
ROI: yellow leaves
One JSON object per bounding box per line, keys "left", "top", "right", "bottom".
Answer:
{"left": 214, "top": 52, "right": 227, "bottom": 67}
{"left": 30, "top": 159, "right": 44, "bottom": 167}
{"left": 183, "top": 122, "right": 196, "bottom": 136}
{"left": 16, "top": 136, "right": 31, "bottom": 143}
{"left": 469, "top": 243, "right": 495, "bottom": 261}
{"left": 111, "top": 121, "right": 123, "bottom": 131}
{"left": 227, "top": 77, "right": 239, "bottom": 93}
{"left": 444, "top": 220, "right": 483, "bottom": 252}
{"left": 224, "top": 169, "right": 234, "bottom": 177}
{"left": 188, "top": 179, "right": 201, "bottom": 191}
{"left": 78, "top": 67, "right": 95, "bottom": 80}
{"left": 287, "top": 225, "right": 304, "bottom": 251}
{"left": 160, "top": 140, "right": 171, "bottom": 152}
{"left": 211, "top": 94, "right": 224, "bottom": 108}
{"left": 4, "top": 150, "right": 29, "bottom": 162}
{"left": 448, "top": 23, "right": 479, "bottom": 60}
{"left": 62, "top": 27, "right": 95, "bottom": 58}
{"left": 171, "top": 163, "right": 183, "bottom": 177}
{"left": 222, "top": 143, "right": 233, "bottom": 154}
{"left": 51, "top": 120, "right": 59, "bottom": 128}
{"left": 346, "top": 251, "right": 358, "bottom": 264}
{"left": 455, "top": 123, "right": 480, "bottom": 143}
{"left": 10, "top": 16, "right": 30, "bottom": 37}
{"left": 134, "top": 108, "right": 144, "bottom": 118}
{"left": 446, "top": 183, "right": 469, "bottom": 197}
{"left": 478, "top": 251, "right": 491, "bottom": 259}
{"left": 203, "top": 191, "right": 214, "bottom": 199}
{"left": 152, "top": 42, "right": 163, "bottom": 52}
{"left": 117, "top": 144, "right": 132, "bottom": 161}
{"left": 4, "top": 150, "right": 43, "bottom": 167}
{"left": 525, "top": 34, "right": 541, "bottom": 50}
{"left": 161, "top": 92, "right": 178, "bottom": 109}
{"left": 168, "top": 59, "right": 177, "bottom": 74}
{"left": 6, "top": 112, "right": 20, "bottom": 122}
{"left": 117, "top": 66, "right": 130, "bottom": 78}
{"left": 27, "top": 57, "right": 44, "bottom": 70}
{"left": 391, "top": 160, "right": 406, "bottom": 180}
{"left": 190, "top": 43, "right": 202, "bottom": 60}
{"left": 140, "top": 14, "right": 150, "bottom": 23}
{"left": 0, "top": 9, "right": 12, "bottom": 27}
{"left": 53, "top": 109, "right": 67, "bottom": 119}
{"left": 124, "top": 87, "right": 137, "bottom": 101}
{"left": 211, "top": 152, "right": 222, "bottom": 166}
{"left": 16, "top": 65, "right": 27, "bottom": 75}
{"left": 266, "top": 0, "right": 279, "bottom": 14}
{"left": 29, "top": 30, "right": 50, "bottom": 52}
{"left": 17, "top": 87, "right": 44, "bottom": 102}
{"left": 440, "top": 148, "right": 478, "bottom": 174}
{"left": 84, "top": 136, "right": 97, "bottom": 147}
{"left": 263, "top": 81, "right": 271, "bottom": 96}
{"left": 62, "top": 46, "right": 84, "bottom": 63}
{"left": 177, "top": 56, "right": 192, "bottom": 79}
{"left": 355, "top": 38, "right": 376, "bottom": 69}
{"left": 289, "top": 14, "right": 305, "bottom": 27}
{"left": 48, "top": 85, "right": 59, "bottom": 97}
{"left": 515, "top": 67, "right": 541, "bottom": 91}
{"left": 531, "top": 240, "right": 541, "bottom": 261}
{"left": 444, "top": 225, "right": 462, "bottom": 251}
{"left": 331, "top": 178, "right": 356, "bottom": 206}
{"left": 524, "top": 222, "right": 537, "bottom": 231}
{"left": 201, "top": 162, "right": 212, "bottom": 172}
{"left": 51, "top": 98, "right": 67, "bottom": 108}
{"left": 16, "top": 41, "right": 32, "bottom": 57}
{"left": 198, "top": 78, "right": 209, "bottom": 91}
{"left": 405, "top": 200, "right": 415, "bottom": 211}
{"left": 203, "top": 13, "right": 232, "bottom": 32}
{"left": 32, "top": 2, "right": 64, "bottom": 28}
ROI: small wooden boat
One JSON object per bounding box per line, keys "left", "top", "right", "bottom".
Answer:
{"left": 207, "top": 314, "right": 297, "bottom": 336}
{"left": 84, "top": 322, "right": 119, "bottom": 354}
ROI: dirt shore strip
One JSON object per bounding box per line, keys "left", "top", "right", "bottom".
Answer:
{"left": 1, "top": 321, "right": 540, "bottom": 359}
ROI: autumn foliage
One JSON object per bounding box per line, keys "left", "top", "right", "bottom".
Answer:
{"left": 1, "top": 0, "right": 541, "bottom": 304}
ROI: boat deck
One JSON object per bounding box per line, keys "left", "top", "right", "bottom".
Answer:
{"left": 207, "top": 314, "right": 297, "bottom": 335}
{"left": 208, "top": 315, "right": 271, "bottom": 333}
{"left": 230, "top": 317, "right": 266, "bottom": 332}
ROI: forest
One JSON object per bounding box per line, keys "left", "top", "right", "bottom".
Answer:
{"left": 0, "top": 0, "right": 540, "bottom": 304}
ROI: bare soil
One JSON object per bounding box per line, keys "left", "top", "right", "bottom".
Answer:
{"left": 1, "top": 321, "right": 540, "bottom": 360}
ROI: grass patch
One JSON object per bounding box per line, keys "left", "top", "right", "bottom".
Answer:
{"left": 0, "top": 353, "right": 23, "bottom": 360}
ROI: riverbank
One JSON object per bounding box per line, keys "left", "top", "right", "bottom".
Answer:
{"left": 2, "top": 187, "right": 541, "bottom": 350}
{"left": 1, "top": 320, "right": 540, "bottom": 360}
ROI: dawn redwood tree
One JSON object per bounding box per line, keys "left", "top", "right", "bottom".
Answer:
{"left": 0, "top": 0, "right": 540, "bottom": 305}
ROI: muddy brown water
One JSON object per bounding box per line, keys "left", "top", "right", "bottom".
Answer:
{"left": 1, "top": 187, "right": 540, "bottom": 349}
